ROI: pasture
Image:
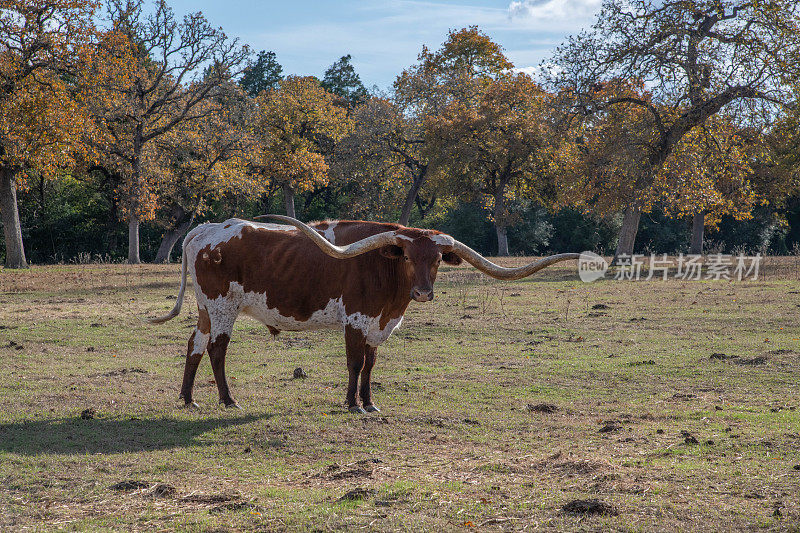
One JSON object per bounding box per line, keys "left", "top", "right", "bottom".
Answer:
{"left": 1, "top": 259, "right": 799, "bottom": 531}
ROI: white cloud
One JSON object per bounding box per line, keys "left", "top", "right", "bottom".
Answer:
{"left": 507, "top": 0, "right": 602, "bottom": 29}
{"left": 512, "top": 65, "right": 540, "bottom": 77}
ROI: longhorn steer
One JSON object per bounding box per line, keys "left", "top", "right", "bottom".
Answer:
{"left": 150, "top": 216, "right": 579, "bottom": 413}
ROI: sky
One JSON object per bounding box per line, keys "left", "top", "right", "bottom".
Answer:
{"left": 163, "top": 0, "right": 603, "bottom": 90}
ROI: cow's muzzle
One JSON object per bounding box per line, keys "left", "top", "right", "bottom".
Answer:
{"left": 411, "top": 288, "right": 434, "bottom": 302}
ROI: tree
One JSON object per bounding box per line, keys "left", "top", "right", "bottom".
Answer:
{"left": 87, "top": 0, "right": 248, "bottom": 263}
{"left": 152, "top": 80, "right": 255, "bottom": 262}
{"left": 651, "top": 117, "right": 763, "bottom": 254}
{"left": 391, "top": 26, "right": 513, "bottom": 225}
{"left": 239, "top": 50, "right": 282, "bottom": 97}
{"left": 548, "top": 0, "right": 800, "bottom": 258}
{"left": 0, "top": 0, "right": 96, "bottom": 268}
{"left": 554, "top": 80, "right": 659, "bottom": 256}
{"left": 321, "top": 54, "right": 368, "bottom": 106}
{"left": 333, "top": 96, "right": 431, "bottom": 222}
{"left": 427, "top": 74, "right": 557, "bottom": 255}
{"left": 250, "top": 76, "right": 350, "bottom": 218}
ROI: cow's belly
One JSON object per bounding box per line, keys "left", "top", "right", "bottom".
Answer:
{"left": 240, "top": 292, "right": 404, "bottom": 345}
{"left": 241, "top": 293, "right": 343, "bottom": 331}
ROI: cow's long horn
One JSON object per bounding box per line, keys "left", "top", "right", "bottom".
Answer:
{"left": 255, "top": 214, "right": 401, "bottom": 258}
{"left": 451, "top": 240, "right": 581, "bottom": 280}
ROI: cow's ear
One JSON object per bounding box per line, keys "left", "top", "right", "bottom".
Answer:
{"left": 380, "top": 245, "right": 404, "bottom": 259}
{"left": 442, "top": 251, "right": 462, "bottom": 265}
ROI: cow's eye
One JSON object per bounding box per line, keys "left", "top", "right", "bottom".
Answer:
{"left": 404, "top": 256, "right": 410, "bottom": 262}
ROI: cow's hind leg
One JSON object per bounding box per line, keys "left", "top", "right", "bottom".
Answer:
{"left": 345, "top": 326, "right": 367, "bottom": 414}
{"left": 360, "top": 345, "right": 380, "bottom": 413}
{"left": 179, "top": 307, "right": 211, "bottom": 407}
{"left": 207, "top": 309, "right": 239, "bottom": 408}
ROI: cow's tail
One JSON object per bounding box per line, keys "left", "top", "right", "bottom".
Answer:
{"left": 148, "top": 235, "right": 191, "bottom": 324}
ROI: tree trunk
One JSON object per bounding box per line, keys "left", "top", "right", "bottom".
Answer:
{"left": 128, "top": 129, "right": 144, "bottom": 264}
{"left": 0, "top": 167, "right": 28, "bottom": 269}
{"left": 399, "top": 166, "right": 427, "bottom": 226}
{"left": 614, "top": 205, "right": 642, "bottom": 262}
{"left": 690, "top": 211, "right": 705, "bottom": 255}
{"left": 283, "top": 182, "right": 295, "bottom": 218}
{"left": 154, "top": 206, "right": 195, "bottom": 263}
{"left": 494, "top": 187, "right": 509, "bottom": 257}
{"left": 128, "top": 218, "right": 141, "bottom": 264}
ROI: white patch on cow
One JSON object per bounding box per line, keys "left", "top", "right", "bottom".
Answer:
{"left": 197, "top": 281, "right": 404, "bottom": 347}
{"left": 192, "top": 330, "right": 209, "bottom": 355}
{"left": 430, "top": 234, "right": 455, "bottom": 247}
{"left": 241, "top": 293, "right": 344, "bottom": 331}
{"left": 203, "top": 282, "right": 244, "bottom": 342}
{"left": 321, "top": 222, "right": 338, "bottom": 243}
{"left": 187, "top": 218, "right": 295, "bottom": 254}
{"left": 367, "top": 315, "right": 403, "bottom": 346}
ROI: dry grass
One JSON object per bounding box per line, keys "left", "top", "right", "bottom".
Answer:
{"left": 0, "top": 258, "right": 799, "bottom": 531}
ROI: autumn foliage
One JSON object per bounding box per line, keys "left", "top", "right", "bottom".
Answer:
{"left": 1, "top": 1, "right": 800, "bottom": 266}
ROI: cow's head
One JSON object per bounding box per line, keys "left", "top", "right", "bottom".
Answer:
{"left": 256, "top": 216, "right": 582, "bottom": 299}
{"left": 378, "top": 232, "right": 462, "bottom": 302}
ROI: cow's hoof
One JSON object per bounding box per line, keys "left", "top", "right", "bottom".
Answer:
{"left": 224, "top": 402, "right": 241, "bottom": 410}
{"left": 182, "top": 401, "right": 200, "bottom": 409}
{"left": 364, "top": 405, "right": 381, "bottom": 413}
{"left": 349, "top": 406, "right": 367, "bottom": 414}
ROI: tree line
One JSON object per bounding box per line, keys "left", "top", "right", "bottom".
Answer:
{"left": 1, "top": 0, "right": 799, "bottom": 268}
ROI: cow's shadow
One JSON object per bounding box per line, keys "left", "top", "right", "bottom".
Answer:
{"left": 0, "top": 414, "right": 266, "bottom": 455}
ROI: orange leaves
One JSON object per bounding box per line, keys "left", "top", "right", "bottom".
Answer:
{"left": 0, "top": 0, "right": 98, "bottom": 181}
{"left": 0, "top": 73, "right": 90, "bottom": 181}
{"left": 554, "top": 80, "right": 664, "bottom": 214}
{"left": 395, "top": 26, "right": 514, "bottom": 114}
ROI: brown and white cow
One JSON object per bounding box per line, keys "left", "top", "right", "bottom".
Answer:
{"left": 150, "top": 215, "right": 579, "bottom": 413}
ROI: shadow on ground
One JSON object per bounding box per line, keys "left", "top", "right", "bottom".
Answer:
{"left": 0, "top": 414, "right": 266, "bottom": 455}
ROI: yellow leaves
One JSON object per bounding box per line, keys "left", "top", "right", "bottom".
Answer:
{"left": 654, "top": 117, "right": 759, "bottom": 220}
{"left": 250, "top": 76, "right": 351, "bottom": 192}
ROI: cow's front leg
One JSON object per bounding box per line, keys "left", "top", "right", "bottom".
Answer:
{"left": 345, "top": 326, "right": 366, "bottom": 414}
{"left": 360, "top": 345, "right": 380, "bottom": 412}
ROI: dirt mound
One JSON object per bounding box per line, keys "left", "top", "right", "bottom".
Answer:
{"left": 109, "top": 480, "right": 149, "bottom": 491}
{"left": 338, "top": 488, "right": 375, "bottom": 501}
{"left": 710, "top": 353, "right": 737, "bottom": 360}
{"left": 562, "top": 498, "right": 618, "bottom": 516}
{"left": 209, "top": 502, "right": 263, "bottom": 514}
{"left": 527, "top": 403, "right": 558, "bottom": 413}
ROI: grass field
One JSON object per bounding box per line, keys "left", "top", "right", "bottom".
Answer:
{"left": 1, "top": 258, "right": 799, "bottom": 531}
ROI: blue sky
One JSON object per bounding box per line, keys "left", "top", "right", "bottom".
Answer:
{"left": 164, "top": 0, "right": 602, "bottom": 90}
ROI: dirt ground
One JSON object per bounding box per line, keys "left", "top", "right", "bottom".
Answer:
{"left": 0, "top": 257, "right": 799, "bottom": 531}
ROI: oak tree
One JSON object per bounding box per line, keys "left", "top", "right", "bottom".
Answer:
{"left": 250, "top": 75, "right": 350, "bottom": 218}
{"left": 548, "top": 0, "right": 800, "bottom": 258}
{"left": 0, "top": 0, "right": 96, "bottom": 268}
{"left": 391, "top": 26, "right": 513, "bottom": 225}
{"left": 427, "top": 74, "right": 557, "bottom": 255}
{"left": 87, "top": 0, "right": 248, "bottom": 263}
